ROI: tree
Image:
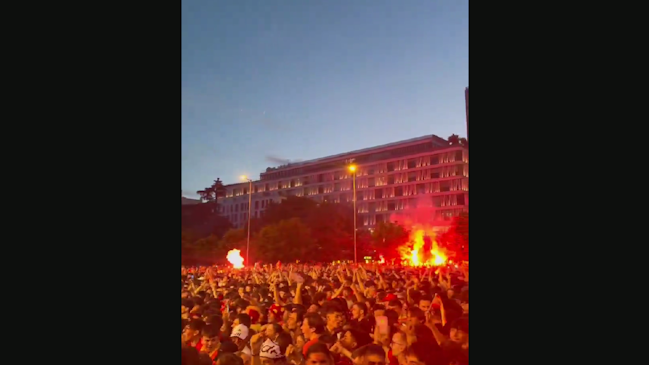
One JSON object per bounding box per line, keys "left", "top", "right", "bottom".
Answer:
{"left": 197, "top": 178, "right": 226, "bottom": 209}
{"left": 371, "top": 221, "right": 410, "bottom": 258}
{"left": 257, "top": 196, "right": 318, "bottom": 228}
{"left": 221, "top": 228, "right": 246, "bottom": 248}
{"left": 182, "top": 202, "right": 232, "bottom": 238}
{"left": 254, "top": 218, "right": 314, "bottom": 262}
{"left": 305, "top": 202, "right": 355, "bottom": 261}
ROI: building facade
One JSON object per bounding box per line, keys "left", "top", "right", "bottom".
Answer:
{"left": 220, "top": 135, "right": 468, "bottom": 230}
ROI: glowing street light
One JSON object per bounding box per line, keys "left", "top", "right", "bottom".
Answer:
{"left": 348, "top": 165, "right": 357, "bottom": 263}
{"left": 240, "top": 175, "right": 252, "bottom": 265}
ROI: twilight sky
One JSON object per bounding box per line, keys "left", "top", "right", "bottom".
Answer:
{"left": 182, "top": 0, "right": 468, "bottom": 198}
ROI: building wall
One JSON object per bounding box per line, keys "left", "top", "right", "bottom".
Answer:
{"left": 220, "top": 135, "right": 468, "bottom": 229}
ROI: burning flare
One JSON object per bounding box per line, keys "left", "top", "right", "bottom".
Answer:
{"left": 400, "top": 228, "right": 448, "bottom": 266}
{"left": 226, "top": 249, "right": 244, "bottom": 269}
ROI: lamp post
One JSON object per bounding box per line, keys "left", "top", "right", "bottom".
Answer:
{"left": 348, "top": 165, "right": 357, "bottom": 263}
{"left": 240, "top": 175, "right": 252, "bottom": 265}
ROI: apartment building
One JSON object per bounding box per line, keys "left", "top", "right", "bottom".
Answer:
{"left": 220, "top": 135, "right": 468, "bottom": 230}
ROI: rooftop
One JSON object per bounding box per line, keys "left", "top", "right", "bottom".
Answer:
{"left": 262, "top": 134, "right": 448, "bottom": 174}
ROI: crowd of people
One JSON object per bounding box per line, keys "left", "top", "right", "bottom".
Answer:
{"left": 181, "top": 262, "right": 468, "bottom": 365}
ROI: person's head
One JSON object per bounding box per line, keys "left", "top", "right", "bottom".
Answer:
{"left": 183, "top": 319, "right": 205, "bottom": 343}
{"left": 264, "top": 323, "right": 283, "bottom": 342}
{"left": 259, "top": 338, "right": 287, "bottom": 365}
{"left": 287, "top": 310, "right": 305, "bottom": 331}
{"left": 295, "top": 334, "right": 306, "bottom": 349}
{"left": 308, "top": 303, "right": 320, "bottom": 313}
{"left": 418, "top": 295, "right": 432, "bottom": 313}
{"left": 459, "top": 292, "right": 468, "bottom": 314}
{"left": 340, "top": 329, "right": 372, "bottom": 351}
{"left": 182, "top": 346, "right": 201, "bottom": 365}
{"left": 449, "top": 318, "right": 469, "bottom": 346}
{"left": 389, "top": 331, "right": 407, "bottom": 357}
{"left": 351, "top": 303, "right": 366, "bottom": 320}
{"left": 365, "top": 281, "right": 377, "bottom": 297}
{"left": 205, "top": 315, "right": 223, "bottom": 329}
{"left": 216, "top": 353, "right": 244, "bottom": 365}
{"left": 305, "top": 342, "right": 334, "bottom": 365}
{"left": 407, "top": 307, "right": 425, "bottom": 326}
{"left": 182, "top": 299, "right": 195, "bottom": 314}
{"left": 342, "top": 287, "right": 354, "bottom": 298}
{"left": 200, "top": 325, "right": 221, "bottom": 351}
{"left": 387, "top": 299, "right": 402, "bottom": 314}
{"left": 405, "top": 341, "right": 443, "bottom": 365}
{"left": 372, "top": 304, "right": 385, "bottom": 318}
{"left": 269, "top": 304, "right": 284, "bottom": 323}
{"left": 232, "top": 313, "right": 251, "bottom": 329}
{"left": 276, "top": 332, "right": 293, "bottom": 358}
{"left": 322, "top": 303, "right": 345, "bottom": 331}
{"left": 301, "top": 313, "right": 326, "bottom": 339}
{"left": 355, "top": 344, "right": 386, "bottom": 365}
{"left": 313, "top": 292, "right": 328, "bottom": 307}
{"left": 233, "top": 299, "right": 250, "bottom": 314}
{"left": 230, "top": 324, "right": 249, "bottom": 350}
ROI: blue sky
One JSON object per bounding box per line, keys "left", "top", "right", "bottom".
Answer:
{"left": 182, "top": 0, "right": 468, "bottom": 198}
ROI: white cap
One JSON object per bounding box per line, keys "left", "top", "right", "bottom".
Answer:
{"left": 230, "top": 324, "right": 249, "bottom": 340}
{"left": 260, "top": 339, "right": 284, "bottom": 359}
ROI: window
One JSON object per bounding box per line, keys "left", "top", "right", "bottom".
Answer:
{"left": 388, "top": 175, "right": 395, "bottom": 185}
{"left": 368, "top": 178, "right": 375, "bottom": 187}
{"left": 457, "top": 194, "right": 465, "bottom": 205}
{"left": 261, "top": 200, "right": 266, "bottom": 208}
{"left": 408, "top": 172, "right": 417, "bottom": 182}
{"left": 334, "top": 183, "right": 341, "bottom": 192}
{"left": 430, "top": 169, "right": 441, "bottom": 179}
{"left": 440, "top": 181, "right": 451, "bottom": 192}
{"left": 387, "top": 162, "right": 395, "bottom": 172}
{"left": 416, "top": 183, "right": 425, "bottom": 194}
{"left": 388, "top": 201, "right": 396, "bottom": 211}
{"left": 290, "top": 180, "right": 296, "bottom": 187}
{"left": 407, "top": 159, "right": 416, "bottom": 169}
{"left": 318, "top": 186, "right": 324, "bottom": 194}
{"left": 430, "top": 156, "right": 439, "bottom": 165}
{"left": 395, "top": 186, "right": 403, "bottom": 197}
{"left": 455, "top": 151, "right": 463, "bottom": 161}
{"left": 374, "top": 189, "right": 382, "bottom": 199}
{"left": 255, "top": 201, "right": 259, "bottom": 209}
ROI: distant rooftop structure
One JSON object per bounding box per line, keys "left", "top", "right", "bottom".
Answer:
{"left": 263, "top": 135, "right": 449, "bottom": 173}
{"left": 181, "top": 196, "right": 201, "bottom": 205}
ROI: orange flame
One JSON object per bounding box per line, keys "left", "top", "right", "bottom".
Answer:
{"left": 400, "top": 228, "right": 448, "bottom": 266}
{"left": 226, "top": 249, "right": 244, "bottom": 269}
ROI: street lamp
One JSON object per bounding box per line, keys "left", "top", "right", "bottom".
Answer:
{"left": 348, "top": 165, "right": 357, "bottom": 263}
{"left": 240, "top": 175, "right": 253, "bottom": 266}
